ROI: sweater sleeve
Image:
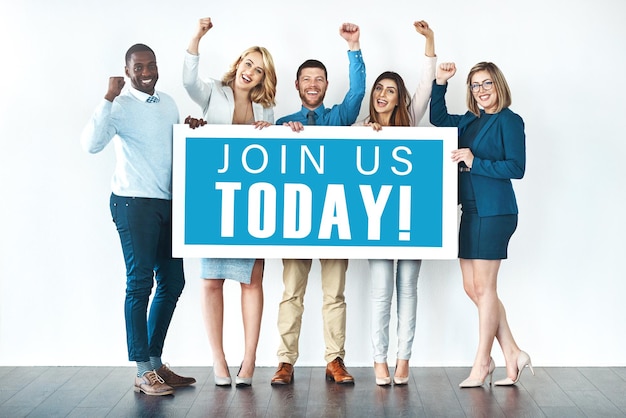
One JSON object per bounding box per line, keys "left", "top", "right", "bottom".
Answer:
{"left": 429, "top": 81, "right": 463, "bottom": 127}
{"left": 409, "top": 55, "right": 437, "bottom": 126}
{"left": 80, "top": 99, "right": 116, "bottom": 154}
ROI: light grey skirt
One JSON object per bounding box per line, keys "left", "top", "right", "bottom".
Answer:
{"left": 200, "top": 258, "right": 255, "bottom": 284}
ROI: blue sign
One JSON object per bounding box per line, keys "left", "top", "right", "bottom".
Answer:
{"left": 173, "top": 125, "right": 458, "bottom": 259}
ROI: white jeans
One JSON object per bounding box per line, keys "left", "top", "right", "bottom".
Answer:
{"left": 369, "top": 259, "right": 421, "bottom": 363}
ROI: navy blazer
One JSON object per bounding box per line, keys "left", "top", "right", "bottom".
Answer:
{"left": 430, "top": 81, "right": 526, "bottom": 217}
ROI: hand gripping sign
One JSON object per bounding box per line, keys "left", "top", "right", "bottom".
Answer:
{"left": 173, "top": 125, "right": 458, "bottom": 259}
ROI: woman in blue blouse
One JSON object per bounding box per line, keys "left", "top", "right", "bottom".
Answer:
{"left": 430, "top": 61, "right": 533, "bottom": 387}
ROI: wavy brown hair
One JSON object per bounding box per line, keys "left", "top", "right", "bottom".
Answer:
{"left": 222, "top": 46, "right": 277, "bottom": 108}
{"left": 368, "top": 71, "right": 411, "bottom": 126}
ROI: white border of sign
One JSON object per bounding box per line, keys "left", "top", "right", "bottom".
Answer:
{"left": 173, "top": 125, "right": 458, "bottom": 259}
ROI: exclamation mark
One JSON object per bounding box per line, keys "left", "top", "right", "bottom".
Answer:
{"left": 399, "top": 185, "right": 411, "bottom": 241}
{"left": 281, "top": 144, "right": 287, "bottom": 174}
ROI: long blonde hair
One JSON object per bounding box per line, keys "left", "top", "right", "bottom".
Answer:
{"left": 222, "top": 46, "right": 277, "bottom": 108}
{"left": 466, "top": 62, "right": 512, "bottom": 116}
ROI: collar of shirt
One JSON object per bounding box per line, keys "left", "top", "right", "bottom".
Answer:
{"left": 129, "top": 86, "right": 159, "bottom": 102}
{"left": 301, "top": 105, "right": 324, "bottom": 119}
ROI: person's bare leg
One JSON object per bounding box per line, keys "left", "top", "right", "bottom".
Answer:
{"left": 201, "top": 278, "right": 229, "bottom": 378}
{"left": 239, "top": 259, "right": 264, "bottom": 378}
{"left": 493, "top": 297, "right": 522, "bottom": 379}
{"left": 461, "top": 259, "right": 500, "bottom": 382}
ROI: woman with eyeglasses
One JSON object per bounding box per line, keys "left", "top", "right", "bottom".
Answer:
{"left": 430, "top": 62, "right": 532, "bottom": 388}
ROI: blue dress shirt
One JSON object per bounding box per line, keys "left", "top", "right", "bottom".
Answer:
{"left": 276, "top": 50, "right": 366, "bottom": 127}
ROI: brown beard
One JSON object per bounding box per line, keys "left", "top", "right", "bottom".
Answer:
{"left": 299, "top": 89, "right": 325, "bottom": 109}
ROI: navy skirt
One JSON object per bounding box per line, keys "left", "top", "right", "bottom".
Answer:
{"left": 459, "top": 202, "right": 517, "bottom": 260}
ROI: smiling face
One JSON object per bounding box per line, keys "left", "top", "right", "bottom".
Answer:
{"left": 371, "top": 78, "right": 399, "bottom": 122}
{"left": 470, "top": 70, "right": 498, "bottom": 114}
{"left": 296, "top": 67, "right": 328, "bottom": 110}
{"left": 234, "top": 51, "right": 265, "bottom": 91}
{"left": 125, "top": 50, "right": 158, "bottom": 95}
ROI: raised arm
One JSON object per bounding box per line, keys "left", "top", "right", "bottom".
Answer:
{"left": 430, "top": 63, "right": 463, "bottom": 127}
{"left": 104, "top": 76, "right": 125, "bottom": 102}
{"left": 183, "top": 17, "right": 217, "bottom": 112}
{"left": 414, "top": 20, "right": 435, "bottom": 58}
{"left": 187, "top": 17, "right": 213, "bottom": 56}
{"left": 409, "top": 20, "right": 437, "bottom": 125}
{"left": 339, "top": 22, "right": 361, "bottom": 51}
{"left": 436, "top": 61, "right": 456, "bottom": 85}
{"left": 80, "top": 76, "right": 124, "bottom": 153}
{"left": 336, "top": 22, "right": 366, "bottom": 125}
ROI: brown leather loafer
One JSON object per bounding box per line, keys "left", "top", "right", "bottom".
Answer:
{"left": 325, "top": 357, "right": 354, "bottom": 384}
{"left": 271, "top": 362, "right": 294, "bottom": 385}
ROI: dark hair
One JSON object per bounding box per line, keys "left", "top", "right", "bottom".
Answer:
{"left": 125, "top": 43, "right": 155, "bottom": 65}
{"left": 296, "top": 59, "right": 327, "bottom": 80}
{"left": 368, "top": 71, "right": 411, "bottom": 126}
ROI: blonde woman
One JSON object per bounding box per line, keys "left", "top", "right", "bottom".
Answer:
{"left": 183, "top": 16, "right": 277, "bottom": 388}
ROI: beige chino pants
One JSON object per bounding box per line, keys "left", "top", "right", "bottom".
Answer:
{"left": 276, "top": 258, "right": 349, "bottom": 364}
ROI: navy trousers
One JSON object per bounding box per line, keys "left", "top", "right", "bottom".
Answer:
{"left": 110, "top": 193, "right": 185, "bottom": 362}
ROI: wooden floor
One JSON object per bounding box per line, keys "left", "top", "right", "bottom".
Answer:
{"left": 0, "top": 366, "right": 625, "bottom": 417}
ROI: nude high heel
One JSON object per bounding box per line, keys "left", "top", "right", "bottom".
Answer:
{"left": 374, "top": 362, "right": 391, "bottom": 386}
{"left": 393, "top": 359, "right": 410, "bottom": 385}
{"left": 213, "top": 362, "right": 232, "bottom": 387}
{"left": 376, "top": 376, "right": 392, "bottom": 386}
{"left": 235, "top": 363, "right": 254, "bottom": 388}
{"left": 393, "top": 375, "right": 409, "bottom": 385}
{"left": 459, "top": 357, "right": 495, "bottom": 388}
{"left": 494, "top": 350, "right": 534, "bottom": 386}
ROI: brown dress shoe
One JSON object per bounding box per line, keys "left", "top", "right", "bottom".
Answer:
{"left": 134, "top": 370, "right": 175, "bottom": 396}
{"left": 156, "top": 364, "right": 196, "bottom": 387}
{"left": 271, "top": 362, "right": 294, "bottom": 385}
{"left": 326, "top": 357, "right": 354, "bottom": 384}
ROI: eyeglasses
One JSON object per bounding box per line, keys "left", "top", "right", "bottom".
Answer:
{"left": 470, "top": 80, "right": 493, "bottom": 92}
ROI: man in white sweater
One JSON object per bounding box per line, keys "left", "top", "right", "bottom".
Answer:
{"left": 81, "top": 43, "right": 195, "bottom": 396}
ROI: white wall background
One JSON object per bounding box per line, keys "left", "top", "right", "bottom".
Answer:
{"left": 1, "top": 0, "right": 625, "bottom": 368}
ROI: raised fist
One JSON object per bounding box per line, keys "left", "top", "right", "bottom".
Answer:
{"left": 105, "top": 76, "right": 125, "bottom": 102}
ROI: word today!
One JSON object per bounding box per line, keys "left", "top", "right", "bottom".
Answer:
{"left": 172, "top": 125, "right": 458, "bottom": 259}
